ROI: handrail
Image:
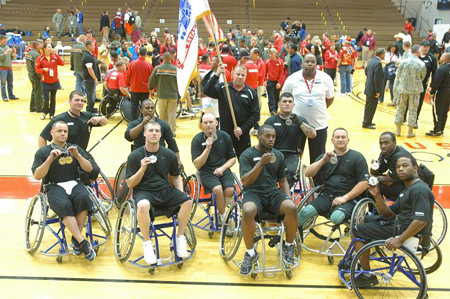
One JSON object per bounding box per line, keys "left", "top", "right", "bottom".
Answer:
{"left": 392, "top": 0, "right": 434, "bottom": 35}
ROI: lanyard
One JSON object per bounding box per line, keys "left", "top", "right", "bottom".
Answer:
{"left": 303, "top": 75, "right": 316, "bottom": 94}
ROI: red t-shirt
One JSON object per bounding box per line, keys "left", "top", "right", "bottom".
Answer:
{"left": 106, "top": 70, "right": 126, "bottom": 92}
{"left": 35, "top": 54, "right": 65, "bottom": 84}
{"left": 255, "top": 58, "right": 266, "bottom": 87}
{"left": 339, "top": 46, "right": 357, "bottom": 66}
{"left": 300, "top": 40, "right": 310, "bottom": 56}
{"left": 125, "top": 56, "right": 153, "bottom": 92}
{"left": 244, "top": 61, "right": 259, "bottom": 89}
{"left": 324, "top": 49, "right": 338, "bottom": 69}
{"left": 275, "top": 35, "right": 284, "bottom": 53}
{"left": 198, "top": 63, "right": 211, "bottom": 76}
{"left": 221, "top": 53, "right": 237, "bottom": 72}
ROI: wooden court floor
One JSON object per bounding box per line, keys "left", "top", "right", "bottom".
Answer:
{"left": 0, "top": 63, "right": 449, "bottom": 298}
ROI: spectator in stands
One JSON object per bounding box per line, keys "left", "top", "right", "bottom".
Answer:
{"left": 404, "top": 20, "right": 413, "bottom": 36}
{"left": 0, "top": 35, "right": 18, "bottom": 102}
{"left": 360, "top": 29, "right": 376, "bottom": 68}
{"left": 25, "top": 41, "right": 43, "bottom": 112}
{"left": 280, "top": 17, "right": 290, "bottom": 37}
{"left": 100, "top": 11, "right": 110, "bottom": 41}
{"left": 75, "top": 8, "right": 83, "bottom": 35}
{"left": 324, "top": 43, "right": 338, "bottom": 81}
{"left": 35, "top": 43, "right": 64, "bottom": 119}
{"left": 43, "top": 26, "right": 51, "bottom": 39}
{"left": 402, "top": 30, "right": 412, "bottom": 45}
{"left": 71, "top": 35, "right": 86, "bottom": 95}
{"left": 68, "top": 12, "right": 77, "bottom": 38}
{"left": 337, "top": 39, "right": 357, "bottom": 96}
{"left": 52, "top": 9, "right": 64, "bottom": 38}
{"left": 114, "top": 12, "right": 123, "bottom": 37}
{"left": 150, "top": 35, "right": 161, "bottom": 67}
{"left": 265, "top": 48, "right": 284, "bottom": 115}
{"left": 380, "top": 43, "right": 400, "bottom": 105}
{"left": 86, "top": 31, "right": 98, "bottom": 58}
{"left": 0, "top": 24, "right": 5, "bottom": 36}
{"left": 82, "top": 40, "right": 101, "bottom": 113}
{"left": 287, "top": 43, "right": 302, "bottom": 76}
{"left": 256, "top": 30, "right": 265, "bottom": 53}
{"left": 135, "top": 11, "right": 142, "bottom": 32}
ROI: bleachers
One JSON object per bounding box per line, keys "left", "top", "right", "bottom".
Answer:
{"left": 0, "top": 0, "right": 416, "bottom": 48}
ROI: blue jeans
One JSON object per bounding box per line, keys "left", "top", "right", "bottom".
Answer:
{"left": 75, "top": 72, "right": 86, "bottom": 95}
{"left": 78, "top": 23, "right": 83, "bottom": 35}
{"left": 339, "top": 65, "right": 352, "bottom": 94}
{"left": 0, "top": 69, "right": 14, "bottom": 100}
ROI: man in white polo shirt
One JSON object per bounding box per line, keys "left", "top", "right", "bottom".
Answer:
{"left": 282, "top": 53, "right": 334, "bottom": 173}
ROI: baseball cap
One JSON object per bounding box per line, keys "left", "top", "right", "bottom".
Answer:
{"left": 240, "top": 49, "right": 250, "bottom": 58}
{"left": 421, "top": 40, "right": 430, "bottom": 46}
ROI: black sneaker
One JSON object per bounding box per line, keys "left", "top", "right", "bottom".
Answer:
{"left": 283, "top": 244, "right": 295, "bottom": 266}
{"left": 354, "top": 274, "right": 379, "bottom": 288}
{"left": 80, "top": 240, "right": 96, "bottom": 261}
{"left": 240, "top": 252, "right": 259, "bottom": 275}
{"left": 71, "top": 236, "right": 82, "bottom": 255}
{"left": 425, "top": 131, "right": 443, "bottom": 137}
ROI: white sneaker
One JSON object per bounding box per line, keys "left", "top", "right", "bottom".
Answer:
{"left": 143, "top": 240, "right": 157, "bottom": 264}
{"left": 176, "top": 235, "right": 189, "bottom": 258}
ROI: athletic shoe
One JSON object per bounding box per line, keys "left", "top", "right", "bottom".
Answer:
{"left": 240, "top": 252, "right": 259, "bottom": 275}
{"left": 425, "top": 131, "right": 443, "bottom": 137}
{"left": 143, "top": 240, "right": 157, "bottom": 264}
{"left": 354, "top": 273, "right": 379, "bottom": 288}
{"left": 176, "top": 235, "right": 189, "bottom": 258}
{"left": 9, "top": 96, "right": 19, "bottom": 100}
{"left": 2, "top": 98, "right": 8, "bottom": 102}
{"left": 79, "top": 239, "right": 96, "bottom": 261}
{"left": 71, "top": 236, "right": 82, "bottom": 255}
{"left": 283, "top": 244, "right": 296, "bottom": 266}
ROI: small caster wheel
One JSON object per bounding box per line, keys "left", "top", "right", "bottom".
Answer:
{"left": 344, "top": 227, "right": 350, "bottom": 234}
{"left": 94, "top": 247, "right": 99, "bottom": 254}
{"left": 208, "top": 231, "right": 214, "bottom": 239}
{"left": 148, "top": 268, "right": 155, "bottom": 275}
{"left": 251, "top": 273, "right": 258, "bottom": 279}
{"left": 56, "top": 256, "right": 63, "bottom": 263}
{"left": 328, "top": 256, "right": 334, "bottom": 265}
{"left": 285, "top": 270, "right": 293, "bottom": 280}
{"left": 177, "top": 263, "right": 184, "bottom": 269}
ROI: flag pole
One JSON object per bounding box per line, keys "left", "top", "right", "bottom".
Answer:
{"left": 207, "top": 11, "right": 239, "bottom": 136}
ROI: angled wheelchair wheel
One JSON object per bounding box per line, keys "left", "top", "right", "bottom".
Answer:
{"left": 432, "top": 201, "right": 447, "bottom": 245}
{"left": 349, "top": 198, "right": 377, "bottom": 238}
{"left": 300, "top": 164, "right": 314, "bottom": 197}
{"left": 219, "top": 201, "right": 243, "bottom": 262}
{"left": 25, "top": 193, "right": 47, "bottom": 254}
{"left": 350, "top": 240, "right": 427, "bottom": 299}
{"left": 113, "top": 162, "right": 130, "bottom": 209}
{"left": 183, "top": 174, "right": 200, "bottom": 220}
{"left": 415, "top": 238, "right": 442, "bottom": 275}
{"left": 232, "top": 172, "right": 243, "bottom": 201}
{"left": 88, "top": 187, "right": 112, "bottom": 236}
{"left": 99, "top": 95, "right": 120, "bottom": 118}
{"left": 114, "top": 199, "right": 137, "bottom": 262}
{"left": 185, "top": 220, "right": 197, "bottom": 250}
{"left": 96, "top": 170, "right": 114, "bottom": 212}
{"left": 119, "top": 97, "right": 138, "bottom": 123}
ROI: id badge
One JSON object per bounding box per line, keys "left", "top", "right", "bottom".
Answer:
{"left": 49, "top": 69, "right": 54, "bottom": 77}
{"left": 307, "top": 99, "right": 313, "bottom": 107}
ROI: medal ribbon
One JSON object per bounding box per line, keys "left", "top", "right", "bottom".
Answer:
{"left": 303, "top": 75, "right": 316, "bottom": 94}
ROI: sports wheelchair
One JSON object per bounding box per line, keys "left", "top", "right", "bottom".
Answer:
{"left": 114, "top": 191, "right": 196, "bottom": 274}
{"left": 91, "top": 170, "right": 114, "bottom": 212}
{"left": 24, "top": 184, "right": 111, "bottom": 263}
{"left": 219, "top": 200, "right": 302, "bottom": 279}
{"left": 183, "top": 172, "right": 243, "bottom": 238}
{"left": 113, "top": 162, "right": 131, "bottom": 209}
{"left": 99, "top": 94, "right": 137, "bottom": 123}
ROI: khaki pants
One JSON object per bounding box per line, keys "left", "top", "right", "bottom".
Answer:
{"left": 257, "top": 85, "right": 264, "bottom": 111}
{"left": 102, "top": 27, "right": 110, "bottom": 40}
{"left": 158, "top": 98, "right": 177, "bottom": 132}
{"left": 361, "top": 46, "right": 373, "bottom": 68}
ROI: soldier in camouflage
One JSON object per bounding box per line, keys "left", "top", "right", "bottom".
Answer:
{"left": 53, "top": 9, "right": 64, "bottom": 38}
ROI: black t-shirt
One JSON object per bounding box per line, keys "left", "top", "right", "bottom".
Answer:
{"left": 377, "top": 146, "right": 413, "bottom": 181}
{"left": 239, "top": 147, "right": 286, "bottom": 193}
{"left": 264, "top": 114, "right": 310, "bottom": 155}
{"left": 391, "top": 180, "right": 434, "bottom": 235}
{"left": 82, "top": 50, "right": 101, "bottom": 81}
{"left": 316, "top": 149, "right": 369, "bottom": 196}
{"left": 40, "top": 111, "right": 95, "bottom": 150}
{"left": 124, "top": 117, "right": 179, "bottom": 152}
{"left": 31, "top": 143, "right": 90, "bottom": 184}
{"left": 191, "top": 130, "right": 236, "bottom": 175}
{"left": 419, "top": 53, "right": 437, "bottom": 86}
{"left": 125, "top": 146, "right": 180, "bottom": 192}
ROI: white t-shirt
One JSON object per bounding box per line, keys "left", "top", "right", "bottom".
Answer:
{"left": 282, "top": 69, "right": 334, "bottom": 130}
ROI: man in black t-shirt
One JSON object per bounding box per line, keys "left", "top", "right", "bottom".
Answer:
{"left": 351, "top": 156, "right": 434, "bottom": 287}
{"left": 265, "top": 92, "right": 316, "bottom": 186}
{"left": 238, "top": 124, "right": 298, "bottom": 275}
{"left": 191, "top": 113, "right": 237, "bottom": 223}
{"left": 38, "top": 91, "right": 108, "bottom": 180}
{"left": 125, "top": 121, "right": 192, "bottom": 265}
{"left": 125, "top": 99, "right": 183, "bottom": 168}
{"left": 82, "top": 40, "right": 101, "bottom": 113}
{"left": 299, "top": 128, "right": 369, "bottom": 227}
{"left": 31, "top": 121, "right": 97, "bottom": 261}
{"left": 370, "top": 132, "right": 414, "bottom": 200}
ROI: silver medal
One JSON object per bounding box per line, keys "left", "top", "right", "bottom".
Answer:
{"left": 211, "top": 133, "right": 218, "bottom": 141}
{"left": 270, "top": 155, "right": 277, "bottom": 163}
{"left": 285, "top": 118, "right": 293, "bottom": 126}
{"left": 149, "top": 155, "right": 157, "bottom": 164}
{"left": 330, "top": 155, "right": 338, "bottom": 164}
{"left": 369, "top": 176, "right": 378, "bottom": 186}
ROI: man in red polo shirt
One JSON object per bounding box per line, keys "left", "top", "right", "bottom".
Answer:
{"left": 126, "top": 47, "right": 153, "bottom": 120}
{"left": 105, "top": 60, "right": 131, "bottom": 98}
{"left": 221, "top": 44, "right": 237, "bottom": 73}
{"left": 251, "top": 47, "right": 266, "bottom": 112}
{"left": 240, "top": 49, "right": 258, "bottom": 90}
{"left": 265, "top": 48, "right": 284, "bottom": 115}
{"left": 85, "top": 31, "right": 98, "bottom": 58}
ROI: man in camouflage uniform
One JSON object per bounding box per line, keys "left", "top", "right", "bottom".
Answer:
{"left": 393, "top": 45, "right": 426, "bottom": 138}
{"left": 53, "top": 9, "right": 64, "bottom": 38}
{"left": 25, "top": 41, "right": 43, "bottom": 112}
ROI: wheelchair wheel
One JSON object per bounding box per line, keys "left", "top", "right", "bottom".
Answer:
{"left": 349, "top": 198, "right": 377, "bottom": 238}
{"left": 185, "top": 220, "right": 197, "bottom": 250}
{"left": 99, "top": 95, "right": 120, "bottom": 118}
{"left": 25, "top": 193, "right": 47, "bottom": 254}
{"left": 350, "top": 240, "right": 427, "bottom": 299}
{"left": 114, "top": 199, "right": 137, "bottom": 262}
{"left": 415, "top": 238, "right": 442, "bottom": 275}
{"left": 96, "top": 170, "right": 114, "bottom": 212}
{"left": 183, "top": 174, "right": 200, "bottom": 220}
{"left": 119, "top": 97, "right": 138, "bottom": 123}
{"left": 113, "top": 162, "right": 130, "bottom": 209}
{"left": 432, "top": 201, "right": 447, "bottom": 245}
{"left": 232, "top": 172, "right": 243, "bottom": 201}
{"left": 296, "top": 185, "right": 325, "bottom": 232}
{"left": 176, "top": 98, "right": 182, "bottom": 119}
{"left": 88, "top": 187, "right": 112, "bottom": 236}
{"left": 300, "top": 164, "right": 314, "bottom": 196}
{"left": 219, "top": 201, "right": 243, "bottom": 262}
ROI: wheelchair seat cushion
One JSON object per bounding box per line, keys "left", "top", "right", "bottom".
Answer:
{"left": 242, "top": 189, "right": 290, "bottom": 222}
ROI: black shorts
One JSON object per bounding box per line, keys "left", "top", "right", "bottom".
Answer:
{"left": 353, "top": 215, "right": 396, "bottom": 242}
{"left": 199, "top": 169, "right": 235, "bottom": 193}
{"left": 45, "top": 181, "right": 93, "bottom": 219}
{"left": 308, "top": 193, "right": 357, "bottom": 220}
{"left": 242, "top": 189, "right": 290, "bottom": 221}
{"left": 133, "top": 187, "right": 191, "bottom": 220}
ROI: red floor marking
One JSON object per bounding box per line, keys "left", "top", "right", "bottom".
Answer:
{"left": 1, "top": 176, "right": 449, "bottom": 209}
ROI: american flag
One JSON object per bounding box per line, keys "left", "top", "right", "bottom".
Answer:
{"left": 202, "top": 13, "right": 226, "bottom": 41}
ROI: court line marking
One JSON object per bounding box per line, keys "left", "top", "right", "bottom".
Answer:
{"left": 0, "top": 275, "right": 449, "bottom": 291}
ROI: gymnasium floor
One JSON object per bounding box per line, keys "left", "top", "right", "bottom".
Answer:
{"left": 0, "top": 63, "right": 449, "bottom": 298}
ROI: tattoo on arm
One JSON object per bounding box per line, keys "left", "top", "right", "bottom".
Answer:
{"left": 300, "top": 123, "right": 314, "bottom": 136}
